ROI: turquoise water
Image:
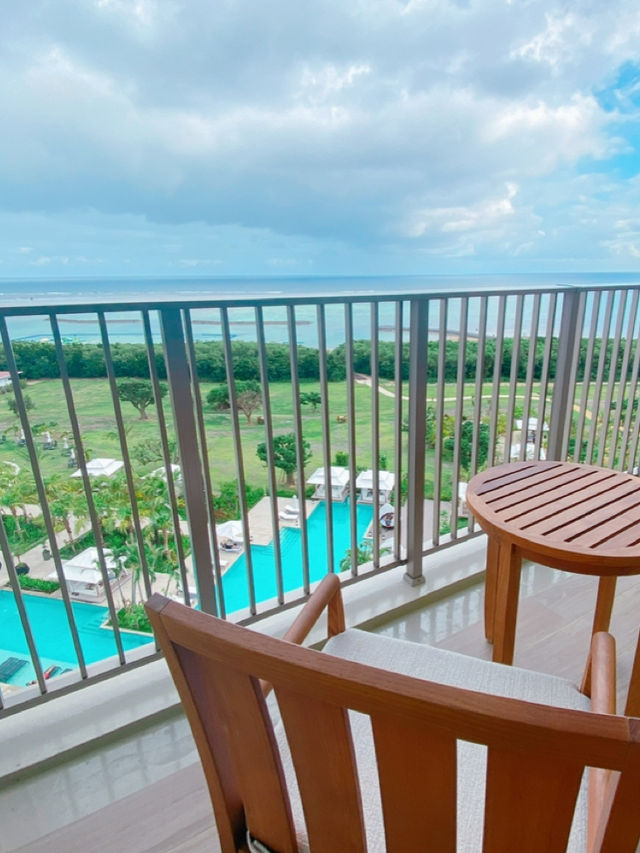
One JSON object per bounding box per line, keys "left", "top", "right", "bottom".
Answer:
{"left": 0, "top": 592, "right": 154, "bottom": 687}
{"left": 0, "top": 501, "right": 372, "bottom": 685}
{"left": 219, "top": 500, "right": 373, "bottom": 614}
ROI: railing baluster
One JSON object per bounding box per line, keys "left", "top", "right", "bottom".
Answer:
{"left": 316, "top": 304, "right": 335, "bottom": 573}
{"left": 469, "top": 295, "right": 489, "bottom": 533}
{"left": 619, "top": 293, "right": 640, "bottom": 471}
{"left": 488, "top": 295, "right": 506, "bottom": 466}
{"left": 570, "top": 291, "right": 599, "bottom": 463}
{"left": 286, "top": 305, "right": 311, "bottom": 591}
{"left": 370, "top": 302, "right": 380, "bottom": 567}
{"left": 587, "top": 290, "right": 615, "bottom": 464}
{"left": 392, "top": 301, "right": 404, "bottom": 562}
{"left": 344, "top": 303, "right": 358, "bottom": 576}
{"left": 405, "top": 297, "right": 428, "bottom": 586}
{"left": 504, "top": 294, "right": 524, "bottom": 461}
{"left": 450, "top": 298, "right": 468, "bottom": 540}
{"left": 255, "top": 305, "right": 284, "bottom": 603}
{"left": 149, "top": 310, "right": 192, "bottom": 608}
{"left": 160, "top": 308, "right": 217, "bottom": 616}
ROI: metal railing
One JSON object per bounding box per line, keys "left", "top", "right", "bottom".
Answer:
{"left": 1, "top": 282, "right": 640, "bottom": 711}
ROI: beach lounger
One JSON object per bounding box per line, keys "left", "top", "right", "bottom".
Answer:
{"left": 0, "top": 657, "right": 27, "bottom": 681}
{"left": 279, "top": 510, "right": 299, "bottom": 521}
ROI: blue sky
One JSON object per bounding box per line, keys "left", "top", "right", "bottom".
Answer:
{"left": 2, "top": 0, "right": 640, "bottom": 279}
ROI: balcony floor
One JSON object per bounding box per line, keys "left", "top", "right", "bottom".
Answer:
{"left": 5, "top": 540, "right": 640, "bottom": 853}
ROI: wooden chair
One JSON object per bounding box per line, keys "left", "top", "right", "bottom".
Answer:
{"left": 145, "top": 575, "right": 640, "bottom": 853}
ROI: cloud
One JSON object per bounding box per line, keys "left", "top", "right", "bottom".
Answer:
{"left": 1, "top": 0, "right": 640, "bottom": 275}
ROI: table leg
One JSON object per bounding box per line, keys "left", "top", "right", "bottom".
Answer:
{"left": 484, "top": 536, "right": 500, "bottom": 643}
{"left": 580, "top": 575, "right": 618, "bottom": 695}
{"left": 492, "top": 542, "right": 521, "bottom": 665}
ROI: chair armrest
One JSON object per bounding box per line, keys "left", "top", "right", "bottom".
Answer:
{"left": 261, "top": 574, "right": 344, "bottom": 697}
{"left": 590, "top": 632, "right": 616, "bottom": 716}
{"left": 282, "top": 573, "right": 345, "bottom": 645}
{"left": 588, "top": 632, "right": 616, "bottom": 853}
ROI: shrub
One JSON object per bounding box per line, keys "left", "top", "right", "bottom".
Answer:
{"left": 116, "top": 603, "right": 153, "bottom": 633}
{"left": 18, "top": 576, "right": 60, "bottom": 593}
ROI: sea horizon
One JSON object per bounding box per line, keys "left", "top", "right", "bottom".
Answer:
{"left": 1, "top": 272, "right": 639, "bottom": 350}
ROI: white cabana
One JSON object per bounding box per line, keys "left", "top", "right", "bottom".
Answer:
{"left": 516, "top": 418, "right": 549, "bottom": 443}
{"left": 71, "top": 457, "right": 124, "bottom": 478}
{"left": 306, "top": 466, "right": 350, "bottom": 501}
{"left": 216, "top": 519, "right": 244, "bottom": 544}
{"left": 355, "top": 469, "right": 395, "bottom": 504}
{"left": 49, "top": 547, "right": 121, "bottom": 601}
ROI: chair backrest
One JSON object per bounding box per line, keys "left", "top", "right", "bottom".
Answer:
{"left": 146, "top": 594, "right": 640, "bottom": 853}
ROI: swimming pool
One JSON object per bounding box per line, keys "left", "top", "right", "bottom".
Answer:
{"left": 219, "top": 500, "right": 373, "bottom": 614}
{"left": 0, "top": 592, "right": 154, "bottom": 687}
{"left": 0, "top": 501, "right": 373, "bottom": 687}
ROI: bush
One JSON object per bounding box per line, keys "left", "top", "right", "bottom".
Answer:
{"left": 2, "top": 514, "right": 47, "bottom": 552}
{"left": 17, "top": 576, "right": 60, "bottom": 593}
{"left": 115, "top": 603, "right": 153, "bottom": 633}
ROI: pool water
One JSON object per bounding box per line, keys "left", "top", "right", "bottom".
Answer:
{"left": 219, "top": 500, "right": 373, "bottom": 614}
{"left": 0, "top": 500, "right": 373, "bottom": 686}
{"left": 0, "top": 592, "right": 154, "bottom": 687}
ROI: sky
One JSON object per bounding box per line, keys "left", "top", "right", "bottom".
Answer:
{"left": 2, "top": 0, "right": 640, "bottom": 279}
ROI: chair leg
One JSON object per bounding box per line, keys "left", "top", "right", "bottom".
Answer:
{"left": 580, "top": 576, "right": 617, "bottom": 696}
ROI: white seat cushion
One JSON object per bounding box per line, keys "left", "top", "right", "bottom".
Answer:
{"left": 273, "top": 629, "right": 589, "bottom": 852}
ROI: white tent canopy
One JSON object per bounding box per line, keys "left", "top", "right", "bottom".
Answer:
{"left": 71, "top": 457, "right": 124, "bottom": 478}
{"left": 307, "top": 466, "right": 350, "bottom": 486}
{"left": 355, "top": 470, "right": 395, "bottom": 492}
{"left": 216, "top": 520, "right": 244, "bottom": 543}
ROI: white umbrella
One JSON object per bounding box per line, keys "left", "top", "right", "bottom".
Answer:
{"left": 216, "top": 520, "right": 244, "bottom": 543}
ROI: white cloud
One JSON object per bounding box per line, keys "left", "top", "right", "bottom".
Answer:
{"left": 1, "top": 0, "right": 640, "bottom": 274}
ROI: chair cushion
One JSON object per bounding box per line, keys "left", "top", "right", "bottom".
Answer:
{"left": 274, "top": 629, "right": 589, "bottom": 852}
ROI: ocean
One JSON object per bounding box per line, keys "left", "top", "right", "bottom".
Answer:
{"left": 1, "top": 272, "right": 639, "bottom": 349}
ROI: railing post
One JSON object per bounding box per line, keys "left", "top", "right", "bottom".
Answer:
{"left": 160, "top": 308, "right": 217, "bottom": 616}
{"left": 547, "top": 290, "right": 581, "bottom": 460}
{"left": 405, "top": 298, "right": 428, "bottom": 586}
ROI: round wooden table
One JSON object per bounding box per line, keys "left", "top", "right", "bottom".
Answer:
{"left": 466, "top": 460, "right": 640, "bottom": 679}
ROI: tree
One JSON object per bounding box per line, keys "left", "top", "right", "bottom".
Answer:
{"left": 256, "top": 433, "right": 311, "bottom": 486}
{"left": 339, "top": 542, "right": 373, "bottom": 572}
{"left": 7, "top": 394, "right": 34, "bottom": 415}
{"left": 116, "top": 379, "right": 167, "bottom": 420}
{"left": 300, "top": 391, "right": 321, "bottom": 411}
{"left": 131, "top": 437, "right": 178, "bottom": 467}
{"left": 206, "top": 380, "right": 259, "bottom": 411}
{"left": 237, "top": 389, "right": 261, "bottom": 424}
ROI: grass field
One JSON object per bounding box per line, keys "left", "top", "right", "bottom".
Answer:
{"left": 0, "top": 378, "right": 404, "bottom": 490}
{"left": 0, "top": 374, "right": 608, "bottom": 495}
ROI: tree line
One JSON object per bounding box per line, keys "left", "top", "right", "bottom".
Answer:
{"left": 1, "top": 336, "right": 635, "bottom": 384}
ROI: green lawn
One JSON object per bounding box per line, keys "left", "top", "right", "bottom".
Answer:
{"left": 0, "top": 378, "right": 405, "bottom": 491}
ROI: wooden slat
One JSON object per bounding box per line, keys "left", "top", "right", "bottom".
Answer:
{"left": 495, "top": 470, "right": 618, "bottom": 521}
{"left": 486, "top": 466, "right": 602, "bottom": 513}
{"left": 371, "top": 712, "right": 456, "bottom": 852}
{"left": 274, "top": 688, "right": 366, "bottom": 853}
{"left": 180, "top": 649, "right": 297, "bottom": 853}
{"left": 515, "top": 482, "right": 640, "bottom": 540}
{"left": 483, "top": 749, "right": 584, "bottom": 853}
{"left": 594, "top": 753, "right": 640, "bottom": 853}
{"left": 474, "top": 461, "right": 561, "bottom": 495}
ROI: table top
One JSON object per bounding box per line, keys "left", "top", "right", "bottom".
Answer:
{"left": 466, "top": 460, "right": 640, "bottom": 575}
